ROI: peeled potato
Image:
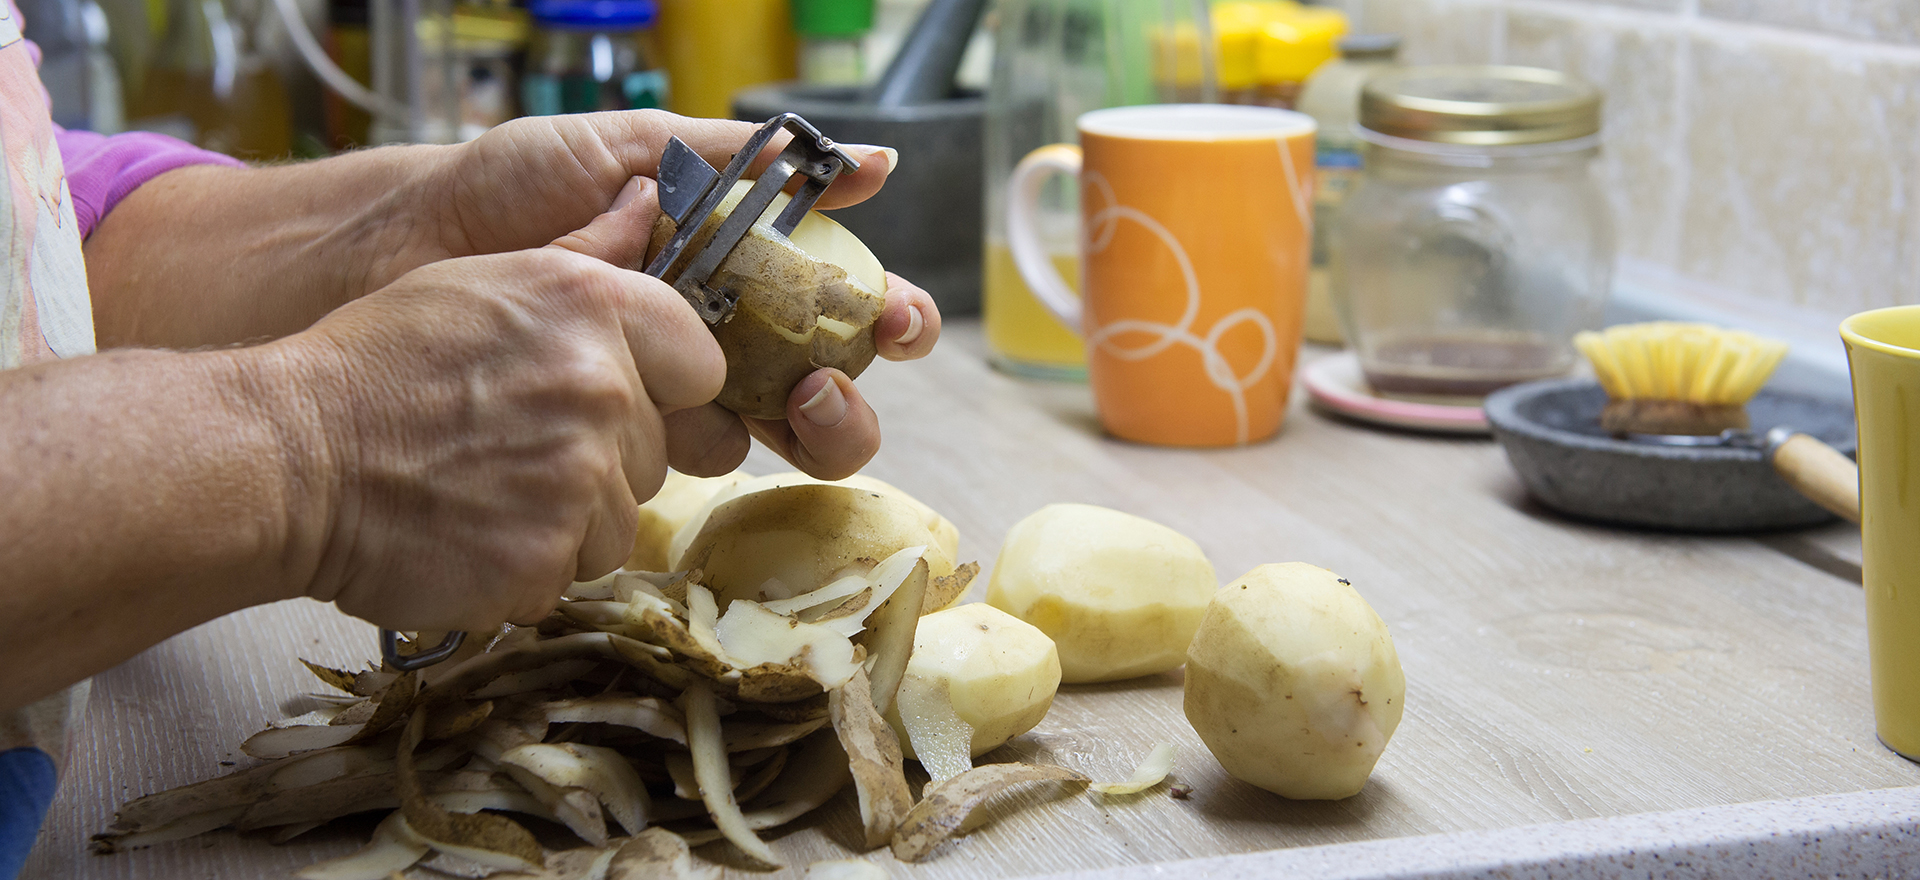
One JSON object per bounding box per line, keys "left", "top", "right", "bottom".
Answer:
{"left": 627, "top": 470, "right": 754, "bottom": 572}
{"left": 884, "top": 603, "right": 1060, "bottom": 761}
{"left": 649, "top": 181, "right": 887, "bottom": 419}
{"left": 985, "top": 504, "right": 1216, "bottom": 683}
{"left": 1184, "top": 563, "right": 1405, "bottom": 800}
{"left": 675, "top": 483, "right": 956, "bottom": 606}
{"left": 668, "top": 471, "right": 958, "bottom": 576}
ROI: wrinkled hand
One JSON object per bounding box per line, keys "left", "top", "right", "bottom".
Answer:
{"left": 410, "top": 111, "right": 941, "bottom": 479}
{"left": 281, "top": 192, "right": 721, "bottom": 630}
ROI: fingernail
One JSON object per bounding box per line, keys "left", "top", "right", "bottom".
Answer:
{"left": 894, "top": 305, "right": 924, "bottom": 347}
{"left": 844, "top": 144, "right": 899, "bottom": 172}
{"left": 611, "top": 176, "right": 643, "bottom": 211}
{"left": 799, "top": 378, "right": 849, "bottom": 428}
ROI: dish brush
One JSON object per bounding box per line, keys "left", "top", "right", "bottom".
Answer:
{"left": 1575, "top": 322, "right": 1790, "bottom": 436}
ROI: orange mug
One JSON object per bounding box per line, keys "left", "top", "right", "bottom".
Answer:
{"left": 1007, "top": 104, "right": 1317, "bottom": 447}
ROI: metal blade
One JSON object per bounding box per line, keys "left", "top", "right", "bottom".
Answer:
{"left": 655, "top": 137, "right": 719, "bottom": 227}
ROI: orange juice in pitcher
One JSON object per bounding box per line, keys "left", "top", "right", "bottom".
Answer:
{"left": 983, "top": 239, "right": 1086, "bottom": 379}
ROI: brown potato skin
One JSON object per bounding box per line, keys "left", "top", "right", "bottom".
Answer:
{"left": 649, "top": 214, "right": 884, "bottom": 420}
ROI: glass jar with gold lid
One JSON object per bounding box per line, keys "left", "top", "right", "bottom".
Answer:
{"left": 1329, "top": 65, "right": 1613, "bottom": 403}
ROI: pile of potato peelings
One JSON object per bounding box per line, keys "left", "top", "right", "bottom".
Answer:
{"left": 90, "top": 469, "right": 1406, "bottom": 879}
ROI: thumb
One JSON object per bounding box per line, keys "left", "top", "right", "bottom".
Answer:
{"left": 547, "top": 176, "right": 660, "bottom": 272}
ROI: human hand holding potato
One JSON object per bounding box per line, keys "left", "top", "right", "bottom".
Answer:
{"left": 431, "top": 111, "right": 940, "bottom": 484}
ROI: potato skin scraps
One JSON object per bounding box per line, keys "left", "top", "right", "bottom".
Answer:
{"left": 828, "top": 667, "right": 912, "bottom": 850}
{"left": 395, "top": 708, "right": 544, "bottom": 871}
{"left": 890, "top": 763, "right": 1090, "bottom": 863}
{"left": 679, "top": 680, "right": 781, "bottom": 868}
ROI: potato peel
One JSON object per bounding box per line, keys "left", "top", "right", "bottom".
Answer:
{"left": 341, "top": 670, "right": 419, "bottom": 745}
{"left": 89, "top": 804, "right": 248, "bottom": 854}
{"left": 539, "top": 695, "right": 685, "bottom": 744}
{"left": 807, "top": 860, "right": 891, "bottom": 880}
{"left": 300, "top": 660, "right": 360, "bottom": 695}
{"left": 890, "top": 763, "right": 1091, "bottom": 863}
{"left": 609, "top": 828, "right": 720, "bottom": 880}
{"left": 827, "top": 667, "right": 912, "bottom": 851}
{"left": 500, "top": 743, "right": 652, "bottom": 836}
{"left": 678, "top": 680, "right": 780, "bottom": 868}
{"left": 891, "top": 674, "right": 973, "bottom": 782}
{"left": 292, "top": 810, "right": 428, "bottom": 880}
{"left": 923, "top": 562, "right": 980, "bottom": 614}
{"left": 1090, "top": 743, "right": 1176, "bottom": 796}
{"left": 395, "top": 708, "right": 545, "bottom": 872}
{"left": 860, "top": 558, "right": 929, "bottom": 718}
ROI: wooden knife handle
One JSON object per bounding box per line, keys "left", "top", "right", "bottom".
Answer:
{"left": 1768, "top": 432, "right": 1861, "bottom": 524}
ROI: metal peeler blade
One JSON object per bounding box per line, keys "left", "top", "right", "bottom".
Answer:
{"left": 644, "top": 113, "right": 862, "bottom": 324}
{"left": 376, "top": 113, "right": 857, "bottom": 673}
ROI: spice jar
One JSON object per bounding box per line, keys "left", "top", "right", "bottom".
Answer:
{"left": 1330, "top": 65, "right": 1612, "bottom": 402}
{"left": 522, "top": 0, "right": 669, "bottom": 116}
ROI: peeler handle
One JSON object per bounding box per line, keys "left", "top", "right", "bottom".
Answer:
{"left": 1766, "top": 429, "right": 1861, "bottom": 524}
{"left": 380, "top": 628, "right": 467, "bottom": 672}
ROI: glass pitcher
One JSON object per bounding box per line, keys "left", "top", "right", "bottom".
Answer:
{"left": 982, "top": 0, "right": 1217, "bottom": 380}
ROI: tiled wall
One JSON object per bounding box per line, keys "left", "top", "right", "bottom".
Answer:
{"left": 1338, "top": 0, "right": 1920, "bottom": 326}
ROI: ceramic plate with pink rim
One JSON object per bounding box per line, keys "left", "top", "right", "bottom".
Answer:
{"left": 1301, "top": 352, "right": 1491, "bottom": 435}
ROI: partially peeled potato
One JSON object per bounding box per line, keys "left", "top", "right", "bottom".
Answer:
{"left": 648, "top": 180, "right": 888, "bottom": 419}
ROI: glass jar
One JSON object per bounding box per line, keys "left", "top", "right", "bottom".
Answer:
{"left": 522, "top": 0, "right": 668, "bottom": 117}
{"left": 1294, "top": 33, "right": 1400, "bottom": 344}
{"left": 1331, "top": 65, "right": 1612, "bottom": 403}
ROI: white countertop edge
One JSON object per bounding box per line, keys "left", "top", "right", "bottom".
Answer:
{"left": 1031, "top": 785, "right": 1920, "bottom": 879}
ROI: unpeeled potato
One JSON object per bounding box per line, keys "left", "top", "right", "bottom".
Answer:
{"left": 648, "top": 181, "right": 887, "bottom": 420}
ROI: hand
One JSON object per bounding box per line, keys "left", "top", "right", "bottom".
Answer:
{"left": 659, "top": 269, "right": 941, "bottom": 481}
{"left": 278, "top": 189, "right": 720, "bottom": 630}
{"left": 516, "top": 141, "right": 943, "bottom": 480}
{"left": 429, "top": 112, "right": 880, "bottom": 255}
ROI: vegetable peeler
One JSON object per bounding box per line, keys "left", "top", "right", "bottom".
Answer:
{"left": 379, "top": 112, "right": 859, "bottom": 673}
{"left": 647, "top": 112, "right": 862, "bottom": 324}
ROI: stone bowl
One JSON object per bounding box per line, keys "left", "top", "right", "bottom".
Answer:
{"left": 1483, "top": 379, "right": 1857, "bottom": 532}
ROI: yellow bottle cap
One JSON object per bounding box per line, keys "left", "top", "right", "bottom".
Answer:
{"left": 1213, "top": 1, "right": 1297, "bottom": 90}
{"left": 1257, "top": 7, "right": 1347, "bottom": 84}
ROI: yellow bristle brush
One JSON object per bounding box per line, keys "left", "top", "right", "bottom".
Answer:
{"left": 1575, "top": 322, "right": 1791, "bottom": 436}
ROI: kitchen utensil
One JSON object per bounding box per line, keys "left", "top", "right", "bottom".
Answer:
{"left": 1006, "top": 103, "right": 1315, "bottom": 447}
{"left": 1484, "top": 378, "right": 1856, "bottom": 532}
{"left": 1575, "top": 321, "right": 1790, "bottom": 437}
{"left": 1841, "top": 305, "right": 1920, "bottom": 758}
{"left": 733, "top": 0, "right": 989, "bottom": 315}
{"left": 381, "top": 112, "right": 857, "bottom": 672}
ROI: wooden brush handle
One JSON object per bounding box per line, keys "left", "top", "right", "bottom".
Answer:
{"left": 1768, "top": 432, "right": 1861, "bottom": 524}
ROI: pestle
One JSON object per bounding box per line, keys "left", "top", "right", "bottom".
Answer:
{"left": 868, "top": 0, "right": 989, "bottom": 107}
{"left": 732, "top": 0, "right": 992, "bottom": 315}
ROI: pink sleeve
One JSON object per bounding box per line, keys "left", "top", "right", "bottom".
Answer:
{"left": 55, "top": 127, "right": 244, "bottom": 239}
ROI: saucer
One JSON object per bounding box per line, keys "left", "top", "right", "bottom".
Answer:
{"left": 1300, "top": 352, "right": 1491, "bottom": 435}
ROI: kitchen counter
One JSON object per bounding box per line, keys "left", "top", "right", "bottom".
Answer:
{"left": 23, "top": 320, "right": 1919, "bottom": 879}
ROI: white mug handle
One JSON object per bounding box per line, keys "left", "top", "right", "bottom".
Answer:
{"left": 1006, "top": 144, "right": 1084, "bottom": 334}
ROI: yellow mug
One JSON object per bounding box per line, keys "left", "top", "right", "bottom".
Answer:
{"left": 1842, "top": 305, "right": 1920, "bottom": 758}
{"left": 1007, "top": 104, "right": 1317, "bottom": 447}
